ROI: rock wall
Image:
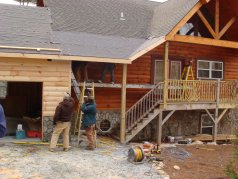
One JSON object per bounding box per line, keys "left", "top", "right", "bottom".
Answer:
{"left": 42, "top": 108, "right": 238, "bottom": 142}
{"left": 219, "top": 108, "right": 238, "bottom": 134}
{"left": 96, "top": 110, "right": 120, "bottom": 134}
{"left": 43, "top": 116, "right": 54, "bottom": 142}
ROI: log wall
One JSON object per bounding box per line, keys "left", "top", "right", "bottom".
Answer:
{"left": 0, "top": 57, "right": 71, "bottom": 116}
{"left": 90, "top": 42, "right": 238, "bottom": 110}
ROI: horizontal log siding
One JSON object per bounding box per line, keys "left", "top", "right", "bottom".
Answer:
{"left": 95, "top": 42, "right": 238, "bottom": 110}
{"left": 0, "top": 57, "right": 71, "bottom": 116}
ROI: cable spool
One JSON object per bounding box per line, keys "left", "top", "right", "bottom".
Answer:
{"left": 127, "top": 146, "right": 145, "bottom": 163}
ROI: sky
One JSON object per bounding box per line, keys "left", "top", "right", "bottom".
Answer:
{"left": 0, "top": 0, "right": 168, "bottom": 5}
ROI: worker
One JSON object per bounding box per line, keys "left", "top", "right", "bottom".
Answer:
{"left": 72, "top": 61, "right": 88, "bottom": 82}
{"left": 49, "top": 93, "right": 75, "bottom": 152}
{"left": 81, "top": 96, "right": 97, "bottom": 150}
{"left": 98, "top": 63, "right": 115, "bottom": 84}
{"left": 0, "top": 104, "right": 6, "bottom": 138}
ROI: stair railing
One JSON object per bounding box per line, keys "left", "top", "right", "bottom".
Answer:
{"left": 126, "top": 82, "right": 164, "bottom": 132}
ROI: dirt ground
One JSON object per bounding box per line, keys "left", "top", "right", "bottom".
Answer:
{"left": 0, "top": 136, "right": 165, "bottom": 179}
{"left": 160, "top": 144, "right": 234, "bottom": 179}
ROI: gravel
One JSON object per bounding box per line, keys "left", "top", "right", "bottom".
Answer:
{"left": 0, "top": 137, "right": 166, "bottom": 179}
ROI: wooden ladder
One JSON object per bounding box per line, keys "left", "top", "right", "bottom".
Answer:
{"left": 73, "top": 81, "right": 95, "bottom": 145}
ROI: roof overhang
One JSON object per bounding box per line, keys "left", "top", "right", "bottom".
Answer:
{"left": 0, "top": 52, "right": 131, "bottom": 64}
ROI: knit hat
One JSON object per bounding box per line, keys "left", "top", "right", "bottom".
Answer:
{"left": 63, "top": 92, "right": 70, "bottom": 100}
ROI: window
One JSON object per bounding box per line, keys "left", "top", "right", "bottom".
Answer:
{"left": 197, "top": 60, "right": 223, "bottom": 79}
{"left": 200, "top": 114, "right": 214, "bottom": 135}
{"left": 154, "top": 60, "right": 164, "bottom": 83}
{"left": 153, "top": 59, "right": 182, "bottom": 84}
{"left": 170, "top": 61, "right": 181, "bottom": 79}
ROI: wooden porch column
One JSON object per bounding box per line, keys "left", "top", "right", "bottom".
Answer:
{"left": 157, "top": 111, "right": 163, "bottom": 145}
{"left": 120, "top": 64, "right": 127, "bottom": 143}
{"left": 213, "top": 79, "right": 220, "bottom": 142}
{"left": 163, "top": 42, "right": 169, "bottom": 108}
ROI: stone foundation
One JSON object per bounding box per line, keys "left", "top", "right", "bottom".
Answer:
{"left": 43, "top": 116, "right": 54, "bottom": 142}
{"left": 96, "top": 110, "right": 120, "bottom": 135}
{"left": 42, "top": 108, "right": 238, "bottom": 142}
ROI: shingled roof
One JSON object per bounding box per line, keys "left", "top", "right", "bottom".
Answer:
{"left": 0, "top": 4, "right": 60, "bottom": 55}
{"left": 0, "top": 0, "right": 200, "bottom": 61}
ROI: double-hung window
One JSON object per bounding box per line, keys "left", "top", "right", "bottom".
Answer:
{"left": 197, "top": 60, "right": 223, "bottom": 79}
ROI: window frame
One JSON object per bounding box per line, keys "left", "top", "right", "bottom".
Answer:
{"left": 151, "top": 56, "right": 184, "bottom": 84}
{"left": 197, "top": 60, "right": 223, "bottom": 80}
{"left": 153, "top": 59, "right": 164, "bottom": 84}
{"left": 200, "top": 113, "right": 214, "bottom": 135}
{"left": 170, "top": 60, "right": 182, "bottom": 80}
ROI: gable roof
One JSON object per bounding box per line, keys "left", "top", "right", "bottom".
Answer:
{"left": 0, "top": 0, "right": 200, "bottom": 62}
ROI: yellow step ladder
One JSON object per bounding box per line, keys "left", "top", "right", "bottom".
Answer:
{"left": 181, "top": 60, "right": 194, "bottom": 80}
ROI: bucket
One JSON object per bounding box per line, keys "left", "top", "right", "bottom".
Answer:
{"left": 16, "top": 130, "right": 26, "bottom": 139}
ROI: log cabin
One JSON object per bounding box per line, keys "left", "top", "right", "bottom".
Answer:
{"left": 0, "top": 0, "right": 238, "bottom": 143}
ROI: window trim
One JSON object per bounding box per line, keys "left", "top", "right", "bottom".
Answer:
{"left": 197, "top": 60, "right": 223, "bottom": 80}
{"left": 200, "top": 113, "right": 214, "bottom": 135}
{"left": 170, "top": 60, "right": 182, "bottom": 80}
{"left": 154, "top": 59, "right": 164, "bottom": 84}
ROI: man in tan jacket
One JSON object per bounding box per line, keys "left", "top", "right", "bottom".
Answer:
{"left": 49, "top": 93, "right": 75, "bottom": 152}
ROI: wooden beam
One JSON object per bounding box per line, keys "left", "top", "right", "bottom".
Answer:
{"left": 213, "top": 79, "right": 220, "bottom": 142}
{"left": 120, "top": 64, "right": 127, "bottom": 143}
{"left": 218, "top": 17, "right": 236, "bottom": 39}
{"left": 204, "top": 109, "right": 215, "bottom": 123}
{"left": 0, "top": 45, "right": 61, "bottom": 52}
{"left": 78, "top": 82, "right": 155, "bottom": 89}
{"left": 163, "top": 42, "right": 169, "bottom": 108}
{"left": 157, "top": 111, "right": 163, "bottom": 145}
{"left": 217, "top": 108, "right": 228, "bottom": 123}
{"left": 129, "top": 37, "right": 166, "bottom": 61}
{"left": 166, "top": 35, "right": 238, "bottom": 49}
{"left": 0, "top": 52, "right": 131, "bottom": 64}
{"left": 197, "top": 10, "right": 216, "bottom": 38}
{"left": 167, "top": 2, "right": 203, "bottom": 38}
{"left": 215, "top": 0, "right": 220, "bottom": 39}
{"left": 162, "top": 110, "right": 175, "bottom": 126}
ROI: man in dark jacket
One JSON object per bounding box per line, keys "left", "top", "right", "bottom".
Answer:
{"left": 81, "top": 96, "right": 97, "bottom": 150}
{"left": 0, "top": 104, "right": 7, "bottom": 138}
{"left": 49, "top": 93, "right": 75, "bottom": 152}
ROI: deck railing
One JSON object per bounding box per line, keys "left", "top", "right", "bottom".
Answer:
{"left": 220, "top": 80, "right": 238, "bottom": 103}
{"left": 167, "top": 80, "right": 216, "bottom": 102}
{"left": 126, "top": 82, "right": 164, "bottom": 132}
{"left": 167, "top": 80, "right": 238, "bottom": 103}
{"left": 126, "top": 79, "right": 238, "bottom": 132}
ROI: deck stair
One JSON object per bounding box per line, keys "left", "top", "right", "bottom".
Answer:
{"left": 125, "top": 82, "right": 164, "bottom": 143}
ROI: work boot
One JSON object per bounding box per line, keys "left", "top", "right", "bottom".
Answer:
{"left": 85, "top": 146, "right": 95, "bottom": 151}
{"left": 63, "top": 146, "right": 72, "bottom": 152}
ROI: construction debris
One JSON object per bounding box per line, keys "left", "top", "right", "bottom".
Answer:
{"left": 162, "top": 147, "right": 191, "bottom": 160}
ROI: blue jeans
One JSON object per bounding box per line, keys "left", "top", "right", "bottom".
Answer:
{"left": 101, "top": 63, "right": 115, "bottom": 82}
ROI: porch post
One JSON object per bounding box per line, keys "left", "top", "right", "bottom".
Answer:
{"left": 163, "top": 42, "right": 169, "bottom": 108}
{"left": 157, "top": 111, "right": 163, "bottom": 145}
{"left": 120, "top": 64, "right": 127, "bottom": 143}
{"left": 213, "top": 79, "right": 220, "bottom": 142}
